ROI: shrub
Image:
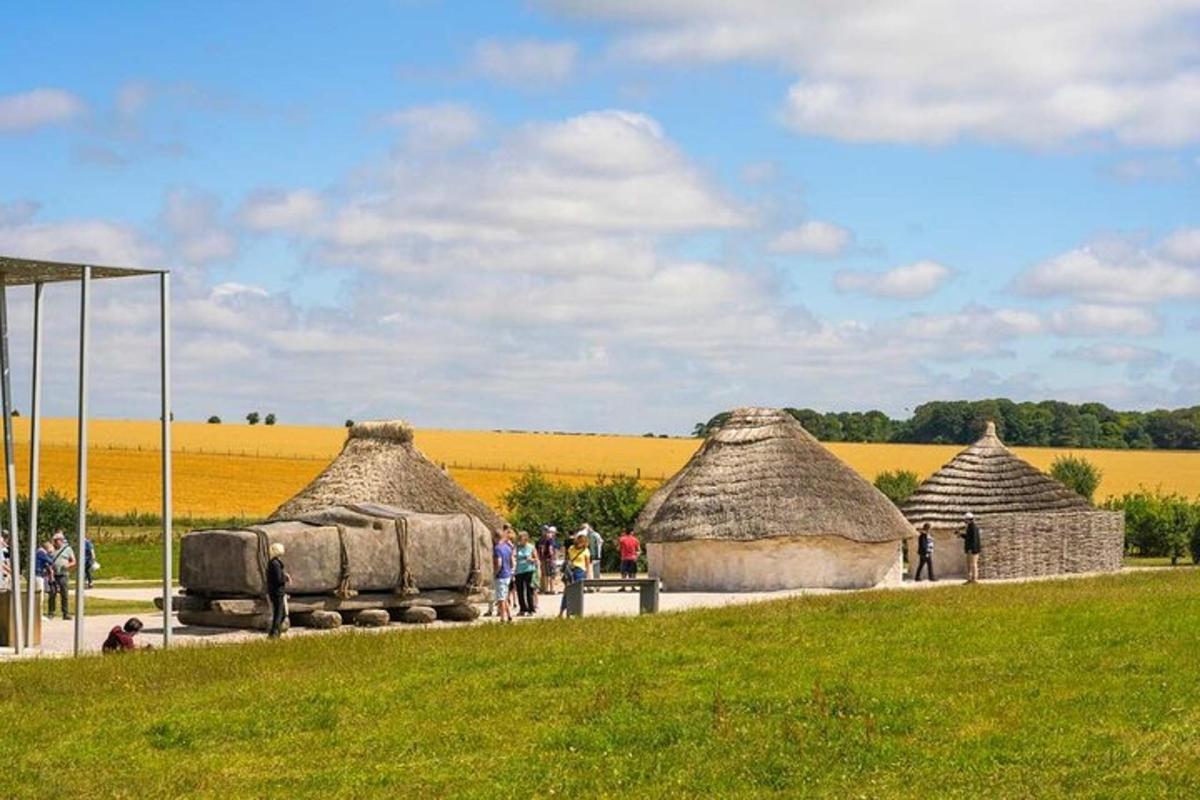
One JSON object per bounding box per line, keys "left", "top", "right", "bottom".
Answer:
{"left": 502, "top": 469, "right": 650, "bottom": 571}
{"left": 264, "top": 413, "right": 276, "bottom": 426}
{"left": 874, "top": 470, "right": 921, "bottom": 507}
{"left": 0, "top": 488, "right": 82, "bottom": 552}
{"left": 207, "top": 416, "right": 221, "bottom": 424}
{"left": 246, "top": 412, "right": 260, "bottom": 425}
{"left": 1050, "top": 455, "right": 1103, "bottom": 502}
{"left": 1106, "top": 489, "right": 1199, "bottom": 564}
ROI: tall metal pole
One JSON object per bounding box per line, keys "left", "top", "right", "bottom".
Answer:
{"left": 0, "top": 283, "right": 24, "bottom": 653}
{"left": 25, "top": 282, "right": 44, "bottom": 644}
{"left": 160, "top": 272, "right": 172, "bottom": 648}
{"left": 73, "top": 267, "right": 91, "bottom": 656}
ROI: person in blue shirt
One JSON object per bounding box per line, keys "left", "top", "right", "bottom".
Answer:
{"left": 35, "top": 540, "right": 55, "bottom": 610}
{"left": 84, "top": 537, "right": 97, "bottom": 589}
{"left": 492, "top": 528, "right": 515, "bottom": 623}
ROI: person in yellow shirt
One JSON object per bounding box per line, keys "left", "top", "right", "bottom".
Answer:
{"left": 558, "top": 532, "right": 591, "bottom": 618}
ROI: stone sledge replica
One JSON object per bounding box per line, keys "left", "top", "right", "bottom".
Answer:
{"left": 169, "top": 502, "right": 493, "bottom": 629}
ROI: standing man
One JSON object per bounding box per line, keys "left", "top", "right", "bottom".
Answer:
{"left": 49, "top": 531, "right": 75, "bottom": 620}
{"left": 266, "top": 542, "right": 290, "bottom": 638}
{"left": 914, "top": 523, "right": 935, "bottom": 582}
{"left": 584, "top": 523, "right": 604, "bottom": 585}
{"left": 959, "top": 512, "right": 982, "bottom": 584}
{"left": 83, "top": 537, "right": 97, "bottom": 589}
{"left": 537, "top": 526, "right": 560, "bottom": 594}
{"left": 492, "top": 527, "right": 515, "bottom": 623}
{"left": 617, "top": 529, "right": 640, "bottom": 589}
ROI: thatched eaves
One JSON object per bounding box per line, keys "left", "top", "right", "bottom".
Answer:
{"left": 642, "top": 407, "right": 916, "bottom": 544}
{"left": 270, "top": 420, "right": 506, "bottom": 532}
{"left": 902, "top": 422, "right": 1091, "bottom": 528}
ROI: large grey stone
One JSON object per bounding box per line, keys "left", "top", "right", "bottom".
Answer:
{"left": 354, "top": 608, "right": 391, "bottom": 627}
{"left": 436, "top": 603, "right": 480, "bottom": 622}
{"left": 397, "top": 606, "right": 437, "bottom": 625}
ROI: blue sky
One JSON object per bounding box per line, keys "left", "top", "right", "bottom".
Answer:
{"left": 1, "top": 1, "right": 1199, "bottom": 433}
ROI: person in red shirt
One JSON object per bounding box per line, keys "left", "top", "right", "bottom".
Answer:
{"left": 617, "top": 530, "right": 641, "bottom": 587}
{"left": 102, "top": 618, "right": 146, "bottom": 653}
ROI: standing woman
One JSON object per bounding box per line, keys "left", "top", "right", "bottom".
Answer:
{"left": 558, "top": 532, "right": 591, "bottom": 618}
{"left": 513, "top": 531, "right": 539, "bottom": 616}
{"left": 266, "top": 542, "right": 291, "bottom": 638}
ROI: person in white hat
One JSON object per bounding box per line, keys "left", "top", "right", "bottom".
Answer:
{"left": 958, "top": 512, "right": 982, "bottom": 583}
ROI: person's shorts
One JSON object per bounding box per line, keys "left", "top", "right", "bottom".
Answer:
{"left": 620, "top": 559, "right": 638, "bottom": 577}
{"left": 493, "top": 576, "right": 511, "bottom": 602}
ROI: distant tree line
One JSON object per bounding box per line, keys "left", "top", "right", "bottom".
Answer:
{"left": 693, "top": 400, "right": 1200, "bottom": 450}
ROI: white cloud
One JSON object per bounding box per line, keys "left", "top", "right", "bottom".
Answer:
{"left": 768, "top": 221, "right": 851, "bottom": 257}
{"left": 0, "top": 88, "right": 86, "bottom": 133}
{"left": 472, "top": 39, "right": 578, "bottom": 88}
{"left": 0, "top": 216, "right": 161, "bottom": 266}
{"left": 1017, "top": 235, "right": 1200, "bottom": 303}
{"left": 1161, "top": 227, "right": 1200, "bottom": 264}
{"left": 324, "top": 109, "right": 746, "bottom": 258}
{"left": 1048, "top": 304, "right": 1161, "bottom": 337}
{"left": 551, "top": 1, "right": 1200, "bottom": 146}
{"left": 161, "top": 189, "right": 237, "bottom": 265}
{"left": 897, "top": 305, "right": 1043, "bottom": 356}
{"left": 381, "top": 102, "right": 483, "bottom": 150}
{"left": 239, "top": 189, "right": 324, "bottom": 231}
{"left": 835, "top": 260, "right": 952, "bottom": 298}
{"left": 1053, "top": 343, "right": 1167, "bottom": 365}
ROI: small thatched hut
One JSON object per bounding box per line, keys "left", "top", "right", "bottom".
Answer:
{"left": 271, "top": 420, "right": 506, "bottom": 533}
{"left": 638, "top": 407, "right": 916, "bottom": 591}
{"left": 902, "top": 422, "right": 1124, "bottom": 579}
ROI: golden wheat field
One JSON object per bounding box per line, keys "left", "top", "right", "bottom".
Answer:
{"left": 3, "top": 418, "right": 1199, "bottom": 518}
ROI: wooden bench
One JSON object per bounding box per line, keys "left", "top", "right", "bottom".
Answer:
{"left": 562, "top": 578, "right": 660, "bottom": 617}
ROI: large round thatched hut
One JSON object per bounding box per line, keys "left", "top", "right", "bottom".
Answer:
{"left": 901, "top": 422, "right": 1124, "bottom": 579}
{"left": 270, "top": 420, "right": 506, "bottom": 532}
{"left": 638, "top": 407, "right": 916, "bottom": 591}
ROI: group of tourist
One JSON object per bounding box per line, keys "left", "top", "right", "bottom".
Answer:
{"left": 1, "top": 529, "right": 100, "bottom": 619}
{"left": 912, "top": 512, "right": 983, "bottom": 584}
{"left": 489, "top": 523, "right": 643, "bottom": 622}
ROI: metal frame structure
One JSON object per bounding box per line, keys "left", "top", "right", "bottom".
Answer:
{"left": 0, "top": 255, "right": 171, "bottom": 656}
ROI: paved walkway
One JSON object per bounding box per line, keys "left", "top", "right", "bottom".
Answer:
{"left": 6, "top": 567, "right": 1181, "bottom": 659}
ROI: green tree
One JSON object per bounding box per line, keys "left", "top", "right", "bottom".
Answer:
{"left": 246, "top": 411, "right": 260, "bottom": 425}
{"left": 1049, "top": 455, "right": 1103, "bottom": 502}
{"left": 264, "top": 413, "right": 276, "bottom": 426}
{"left": 873, "top": 470, "right": 921, "bottom": 507}
{"left": 207, "top": 415, "right": 221, "bottom": 424}
{"left": 345, "top": 419, "right": 355, "bottom": 428}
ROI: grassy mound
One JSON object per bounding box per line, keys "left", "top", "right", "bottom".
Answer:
{"left": 2, "top": 571, "right": 1199, "bottom": 798}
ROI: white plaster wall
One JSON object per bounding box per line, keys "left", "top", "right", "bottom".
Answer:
{"left": 905, "top": 530, "right": 968, "bottom": 579}
{"left": 646, "top": 537, "right": 903, "bottom": 592}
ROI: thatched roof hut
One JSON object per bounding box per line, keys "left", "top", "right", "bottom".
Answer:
{"left": 642, "top": 407, "right": 915, "bottom": 544}
{"left": 640, "top": 407, "right": 914, "bottom": 591}
{"left": 902, "top": 422, "right": 1089, "bottom": 528}
{"left": 901, "top": 422, "right": 1122, "bottom": 579}
{"left": 270, "top": 420, "right": 506, "bottom": 532}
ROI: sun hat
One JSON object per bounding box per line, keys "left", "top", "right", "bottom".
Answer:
{"left": 269, "top": 542, "right": 285, "bottom": 557}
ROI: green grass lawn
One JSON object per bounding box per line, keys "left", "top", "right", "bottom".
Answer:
{"left": 91, "top": 539, "right": 179, "bottom": 582}
{"left": 2, "top": 570, "right": 1199, "bottom": 799}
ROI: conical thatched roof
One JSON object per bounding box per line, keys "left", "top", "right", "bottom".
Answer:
{"left": 902, "top": 422, "right": 1091, "bottom": 528}
{"left": 270, "top": 420, "right": 506, "bottom": 532}
{"left": 641, "top": 407, "right": 915, "bottom": 544}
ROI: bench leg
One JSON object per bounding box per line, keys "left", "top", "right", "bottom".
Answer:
{"left": 564, "top": 581, "right": 584, "bottom": 617}
{"left": 638, "top": 583, "right": 659, "bottom": 614}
